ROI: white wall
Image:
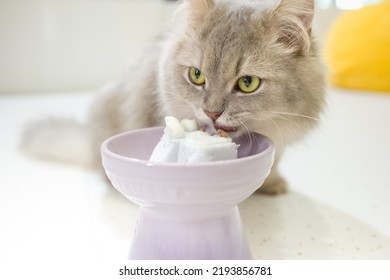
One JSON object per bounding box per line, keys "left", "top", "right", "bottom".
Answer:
{"left": 0, "top": 0, "right": 177, "bottom": 94}
{"left": 0, "top": 0, "right": 340, "bottom": 94}
{"left": 313, "top": 7, "right": 342, "bottom": 49}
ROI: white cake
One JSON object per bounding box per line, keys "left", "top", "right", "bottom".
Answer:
{"left": 149, "top": 117, "right": 238, "bottom": 163}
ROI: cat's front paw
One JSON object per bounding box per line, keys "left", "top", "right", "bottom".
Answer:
{"left": 257, "top": 175, "right": 288, "bottom": 195}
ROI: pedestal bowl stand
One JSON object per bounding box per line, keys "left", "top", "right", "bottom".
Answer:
{"left": 101, "top": 127, "right": 274, "bottom": 260}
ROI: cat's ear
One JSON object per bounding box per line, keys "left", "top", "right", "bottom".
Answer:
{"left": 269, "top": 0, "right": 315, "bottom": 55}
{"left": 184, "top": 0, "right": 214, "bottom": 25}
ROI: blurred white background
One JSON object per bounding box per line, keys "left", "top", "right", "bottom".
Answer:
{"left": 1, "top": 0, "right": 375, "bottom": 94}
{"left": 0, "top": 0, "right": 177, "bottom": 93}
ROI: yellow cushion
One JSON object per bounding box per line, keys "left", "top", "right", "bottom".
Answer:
{"left": 324, "top": 1, "right": 390, "bottom": 93}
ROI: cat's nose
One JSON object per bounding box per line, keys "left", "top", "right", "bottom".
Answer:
{"left": 204, "top": 110, "right": 223, "bottom": 121}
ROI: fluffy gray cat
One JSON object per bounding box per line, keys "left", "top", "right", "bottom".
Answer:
{"left": 24, "top": 0, "right": 326, "bottom": 195}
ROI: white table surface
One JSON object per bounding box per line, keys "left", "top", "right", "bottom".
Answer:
{"left": 1, "top": 88, "right": 389, "bottom": 273}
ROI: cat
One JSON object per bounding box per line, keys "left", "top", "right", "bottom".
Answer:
{"left": 23, "top": 0, "right": 326, "bottom": 195}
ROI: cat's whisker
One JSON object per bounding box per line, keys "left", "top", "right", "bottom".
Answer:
{"left": 262, "top": 110, "right": 319, "bottom": 121}
{"left": 237, "top": 119, "right": 254, "bottom": 146}
{"left": 146, "top": 94, "right": 192, "bottom": 116}
{"left": 259, "top": 112, "right": 284, "bottom": 158}
{"left": 273, "top": 115, "right": 314, "bottom": 133}
{"left": 146, "top": 94, "right": 174, "bottom": 113}
{"left": 269, "top": 121, "right": 284, "bottom": 158}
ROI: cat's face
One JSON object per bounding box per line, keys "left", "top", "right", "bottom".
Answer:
{"left": 158, "top": 0, "right": 325, "bottom": 146}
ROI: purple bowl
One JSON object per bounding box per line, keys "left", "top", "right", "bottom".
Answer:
{"left": 101, "top": 127, "right": 274, "bottom": 259}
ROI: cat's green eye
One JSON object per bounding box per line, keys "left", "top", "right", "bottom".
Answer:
{"left": 189, "top": 67, "right": 206, "bottom": 86}
{"left": 237, "top": 75, "right": 261, "bottom": 93}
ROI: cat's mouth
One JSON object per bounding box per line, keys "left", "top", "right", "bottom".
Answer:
{"left": 198, "top": 119, "right": 244, "bottom": 139}
{"left": 212, "top": 123, "right": 244, "bottom": 139}
{"left": 214, "top": 123, "right": 237, "bottom": 133}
